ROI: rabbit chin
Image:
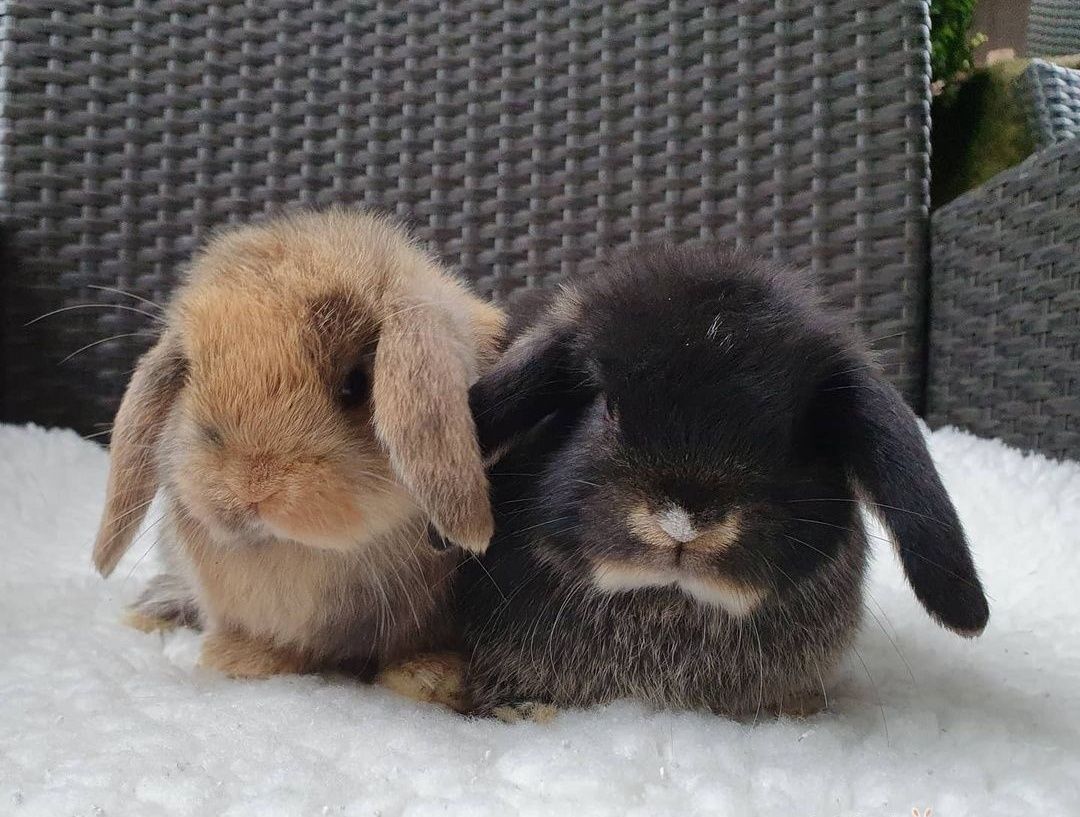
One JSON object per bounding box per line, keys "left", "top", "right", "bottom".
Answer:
{"left": 591, "top": 561, "right": 766, "bottom": 617}
{"left": 189, "top": 495, "right": 417, "bottom": 554}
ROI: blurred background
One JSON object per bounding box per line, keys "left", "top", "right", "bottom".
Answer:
{"left": 1, "top": 0, "right": 1078, "bottom": 461}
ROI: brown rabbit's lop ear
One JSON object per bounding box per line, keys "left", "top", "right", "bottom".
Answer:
{"left": 92, "top": 333, "right": 186, "bottom": 577}
{"left": 371, "top": 297, "right": 494, "bottom": 554}
{"left": 830, "top": 368, "right": 989, "bottom": 637}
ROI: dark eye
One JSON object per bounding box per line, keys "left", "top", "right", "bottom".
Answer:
{"left": 202, "top": 425, "right": 223, "bottom": 447}
{"left": 339, "top": 364, "right": 370, "bottom": 408}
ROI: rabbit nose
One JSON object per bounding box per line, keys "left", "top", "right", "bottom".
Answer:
{"left": 655, "top": 505, "right": 698, "bottom": 544}
{"left": 234, "top": 457, "right": 282, "bottom": 506}
{"left": 236, "top": 481, "right": 279, "bottom": 507}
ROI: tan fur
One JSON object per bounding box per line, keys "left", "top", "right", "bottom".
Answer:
{"left": 123, "top": 610, "right": 180, "bottom": 634}
{"left": 469, "top": 299, "right": 510, "bottom": 368}
{"left": 626, "top": 504, "right": 741, "bottom": 553}
{"left": 92, "top": 208, "right": 505, "bottom": 677}
{"left": 199, "top": 629, "right": 311, "bottom": 678}
{"left": 492, "top": 702, "right": 560, "bottom": 724}
{"left": 372, "top": 293, "right": 494, "bottom": 552}
{"left": 92, "top": 335, "right": 185, "bottom": 576}
{"left": 591, "top": 560, "right": 766, "bottom": 617}
{"left": 375, "top": 651, "right": 472, "bottom": 713}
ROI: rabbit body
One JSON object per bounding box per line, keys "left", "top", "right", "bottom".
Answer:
{"left": 459, "top": 247, "right": 988, "bottom": 714}
{"left": 94, "top": 210, "right": 503, "bottom": 676}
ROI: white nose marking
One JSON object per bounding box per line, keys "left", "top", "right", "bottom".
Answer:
{"left": 655, "top": 506, "right": 697, "bottom": 543}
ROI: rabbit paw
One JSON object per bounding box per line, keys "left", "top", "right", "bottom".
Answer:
{"left": 124, "top": 609, "right": 182, "bottom": 634}
{"left": 376, "top": 652, "right": 472, "bottom": 713}
{"left": 125, "top": 572, "right": 202, "bottom": 633}
{"left": 766, "top": 688, "right": 829, "bottom": 719}
{"left": 199, "top": 630, "right": 310, "bottom": 678}
{"left": 492, "top": 701, "right": 559, "bottom": 724}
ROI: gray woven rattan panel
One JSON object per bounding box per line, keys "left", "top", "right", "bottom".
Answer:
{"left": 1024, "top": 60, "right": 1080, "bottom": 147}
{"left": 927, "top": 139, "right": 1080, "bottom": 461}
{"left": 1, "top": 0, "right": 932, "bottom": 433}
{"left": 1028, "top": 0, "right": 1080, "bottom": 59}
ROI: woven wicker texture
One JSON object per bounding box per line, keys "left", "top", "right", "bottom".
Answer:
{"left": 1024, "top": 59, "right": 1080, "bottom": 147}
{"left": 1, "top": 0, "right": 932, "bottom": 433}
{"left": 928, "top": 139, "right": 1080, "bottom": 460}
{"left": 1028, "top": 0, "right": 1080, "bottom": 59}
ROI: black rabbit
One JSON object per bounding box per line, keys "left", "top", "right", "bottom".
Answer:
{"left": 457, "top": 246, "right": 988, "bottom": 716}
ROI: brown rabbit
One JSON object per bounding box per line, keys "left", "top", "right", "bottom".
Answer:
{"left": 92, "top": 209, "right": 504, "bottom": 680}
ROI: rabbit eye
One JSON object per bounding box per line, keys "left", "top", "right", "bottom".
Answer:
{"left": 339, "top": 364, "right": 370, "bottom": 408}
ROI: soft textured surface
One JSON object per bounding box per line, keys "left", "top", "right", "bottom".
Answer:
{"left": 1, "top": 422, "right": 1078, "bottom": 816}
{"left": 4, "top": 0, "right": 933, "bottom": 434}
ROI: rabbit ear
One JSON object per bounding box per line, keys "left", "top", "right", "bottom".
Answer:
{"left": 371, "top": 297, "right": 495, "bottom": 554}
{"left": 469, "top": 304, "right": 589, "bottom": 458}
{"left": 836, "top": 369, "right": 989, "bottom": 636}
{"left": 93, "top": 333, "right": 186, "bottom": 577}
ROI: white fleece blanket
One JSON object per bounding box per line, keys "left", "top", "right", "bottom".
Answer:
{"left": 1, "top": 422, "right": 1078, "bottom": 817}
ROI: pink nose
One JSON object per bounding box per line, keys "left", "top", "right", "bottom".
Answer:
{"left": 241, "top": 483, "right": 278, "bottom": 505}
{"left": 231, "top": 453, "right": 285, "bottom": 505}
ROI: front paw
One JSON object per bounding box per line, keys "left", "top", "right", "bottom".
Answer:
{"left": 199, "top": 630, "right": 310, "bottom": 678}
{"left": 491, "top": 701, "right": 559, "bottom": 724}
{"left": 124, "top": 609, "right": 181, "bottom": 634}
{"left": 375, "top": 652, "right": 472, "bottom": 713}
{"left": 766, "top": 688, "right": 828, "bottom": 719}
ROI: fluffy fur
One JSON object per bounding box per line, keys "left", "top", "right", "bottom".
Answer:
{"left": 458, "top": 246, "right": 989, "bottom": 715}
{"left": 92, "top": 209, "right": 505, "bottom": 677}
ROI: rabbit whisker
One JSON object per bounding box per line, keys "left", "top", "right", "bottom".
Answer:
{"left": 790, "top": 516, "right": 894, "bottom": 546}
{"left": 121, "top": 513, "right": 168, "bottom": 584}
{"left": 105, "top": 497, "right": 159, "bottom": 526}
{"left": 783, "top": 533, "right": 833, "bottom": 561}
{"left": 86, "top": 284, "right": 163, "bottom": 311}
{"left": 783, "top": 498, "right": 948, "bottom": 526}
{"left": 851, "top": 644, "right": 889, "bottom": 746}
{"left": 862, "top": 596, "right": 917, "bottom": 688}
{"left": 749, "top": 615, "right": 766, "bottom": 725}
{"left": 59, "top": 332, "right": 149, "bottom": 365}
{"left": 467, "top": 550, "right": 508, "bottom": 604}
{"left": 815, "top": 658, "right": 830, "bottom": 711}
{"left": 24, "top": 302, "right": 165, "bottom": 327}
{"left": 514, "top": 515, "right": 579, "bottom": 535}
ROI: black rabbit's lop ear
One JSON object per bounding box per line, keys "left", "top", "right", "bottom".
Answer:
{"left": 469, "top": 292, "right": 591, "bottom": 458}
{"left": 835, "top": 368, "right": 989, "bottom": 636}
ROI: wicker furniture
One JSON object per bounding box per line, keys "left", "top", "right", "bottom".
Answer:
{"left": 1024, "top": 59, "right": 1080, "bottom": 147}
{"left": 0, "top": 0, "right": 933, "bottom": 435}
{"left": 927, "top": 138, "right": 1080, "bottom": 460}
{"left": 1028, "top": 0, "right": 1080, "bottom": 59}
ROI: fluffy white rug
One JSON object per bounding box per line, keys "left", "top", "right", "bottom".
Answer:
{"left": 1, "top": 422, "right": 1078, "bottom": 817}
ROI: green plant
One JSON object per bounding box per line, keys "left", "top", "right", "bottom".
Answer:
{"left": 930, "top": 0, "right": 984, "bottom": 84}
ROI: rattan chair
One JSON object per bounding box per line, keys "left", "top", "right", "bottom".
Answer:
{"left": 1028, "top": 0, "right": 1080, "bottom": 59}
{"left": 927, "top": 137, "right": 1080, "bottom": 460}
{"left": 1, "top": 1, "right": 933, "bottom": 435}
{"left": 1024, "top": 59, "right": 1080, "bottom": 147}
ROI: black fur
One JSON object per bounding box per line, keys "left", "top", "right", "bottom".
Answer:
{"left": 459, "top": 246, "right": 988, "bottom": 714}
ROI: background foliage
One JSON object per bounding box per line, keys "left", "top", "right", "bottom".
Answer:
{"left": 930, "top": 0, "right": 981, "bottom": 83}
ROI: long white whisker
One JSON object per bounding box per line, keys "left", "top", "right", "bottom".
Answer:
{"left": 86, "top": 284, "right": 163, "bottom": 311}
{"left": 59, "top": 333, "right": 149, "bottom": 364}
{"left": 25, "top": 303, "right": 164, "bottom": 327}
{"left": 852, "top": 644, "right": 889, "bottom": 746}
